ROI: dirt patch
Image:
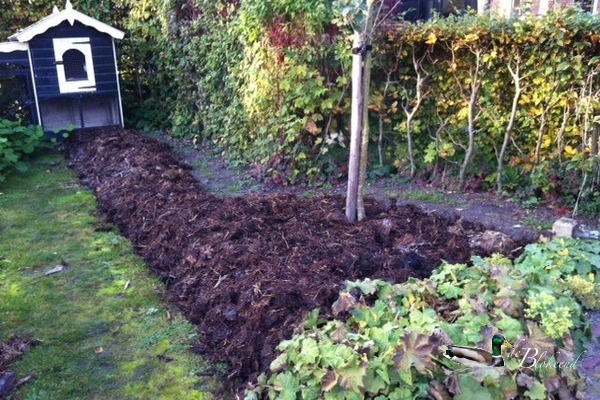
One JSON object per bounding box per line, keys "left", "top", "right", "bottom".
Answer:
{"left": 66, "top": 128, "right": 523, "bottom": 388}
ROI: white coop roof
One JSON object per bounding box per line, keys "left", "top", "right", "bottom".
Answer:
{"left": 0, "top": 42, "right": 29, "bottom": 52}
{"left": 8, "top": 0, "right": 125, "bottom": 42}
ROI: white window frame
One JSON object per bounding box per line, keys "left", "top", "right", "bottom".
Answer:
{"left": 53, "top": 37, "right": 96, "bottom": 93}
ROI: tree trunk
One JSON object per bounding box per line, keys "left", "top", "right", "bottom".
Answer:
{"left": 592, "top": 123, "right": 599, "bottom": 156}
{"left": 378, "top": 115, "right": 384, "bottom": 166}
{"left": 458, "top": 50, "right": 482, "bottom": 189}
{"left": 357, "top": 20, "right": 374, "bottom": 221}
{"left": 459, "top": 81, "right": 480, "bottom": 188}
{"left": 402, "top": 51, "right": 429, "bottom": 178}
{"left": 345, "top": 31, "right": 364, "bottom": 223}
{"left": 346, "top": 0, "right": 376, "bottom": 223}
{"left": 405, "top": 112, "right": 416, "bottom": 176}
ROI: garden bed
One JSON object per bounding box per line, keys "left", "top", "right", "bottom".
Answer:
{"left": 66, "top": 127, "right": 523, "bottom": 386}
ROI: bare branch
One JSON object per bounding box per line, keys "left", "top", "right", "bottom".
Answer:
{"left": 373, "top": 0, "right": 403, "bottom": 31}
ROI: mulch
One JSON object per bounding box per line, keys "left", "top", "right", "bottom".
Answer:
{"left": 65, "top": 127, "right": 519, "bottom": 389}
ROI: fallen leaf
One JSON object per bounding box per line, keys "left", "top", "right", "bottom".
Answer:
{"left": 321, "top": 370, "right": 338, "bottom": 392}
{"left": 331, "top": 324, "right": 347, "bottom": 343}
{"left": 332, "top": 293, "right": 356, "bottom": 316}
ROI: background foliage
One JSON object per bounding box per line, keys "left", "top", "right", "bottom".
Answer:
{"left": 128, "top": 3, "right": 600, "bottom": 211}
{"left": 0, "top": 119, "right": 44, "bottom": 182}
{"left": 1, "top": 1, "right": 599, "bottom": 208}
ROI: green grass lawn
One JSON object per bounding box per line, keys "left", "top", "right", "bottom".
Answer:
{"left": 0, "top": 149, "right": 218, "bottom": 399}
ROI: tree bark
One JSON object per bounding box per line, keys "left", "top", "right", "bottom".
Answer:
{"left": 345, "top": 31, "right": 364, "bottom": 223}
{"left": 346, "top": 0, "right": 376, "bottom": 223}
{"left": 459, "top": 79, "right": 480, "bottom": 188}
{"left": 357, "top": 12, "right": 374, "bottom": 221}
{"left": 592, "top": 123, "right": 599, "bottom": 156}
{"left": 402, "top": 50, "right": 429, "bottom": 178}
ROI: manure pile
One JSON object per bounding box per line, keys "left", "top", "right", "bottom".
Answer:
{"left": 66, "top": 127, "right": 501, "bottom": 384}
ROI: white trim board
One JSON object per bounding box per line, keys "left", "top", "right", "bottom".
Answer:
{"left": 9, "top": 6, "right": 124, "bottom": 42}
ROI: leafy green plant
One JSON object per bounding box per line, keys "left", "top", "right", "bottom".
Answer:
{"left": 0, "top": 118, "right": 44, "bottom": 182}
{"left": 565, "top": 275, "right": 600, "bottom": 310}
{"left": 519, "top": 195, "right": 541, "bottom": 209}
{"left": 524, "top": 290, "right": 576, "bottom": 339}
{"left": 399, "top": 190, "right": 446, "bottom": 204}
{"left": 246, "top": 238, "right": 599, "bottom": 399}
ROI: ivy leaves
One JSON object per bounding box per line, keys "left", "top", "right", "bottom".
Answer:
{"left": 332, "top": 0, "right": 369, "bottom": 31}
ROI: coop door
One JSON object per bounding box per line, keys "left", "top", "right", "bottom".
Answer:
{"left": 53, "top": 37, "right": 96, "bottom": 93}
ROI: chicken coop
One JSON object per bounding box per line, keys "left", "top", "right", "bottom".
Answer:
{"left": 0, "top": 0, "right": 124, "bottom": 132}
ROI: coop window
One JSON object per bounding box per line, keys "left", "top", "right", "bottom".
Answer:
{"left": 63, "top": 49, "right": 87, "bottom": 81}
{"left": 53, "top": 37, "right": 96, "bottom": 93}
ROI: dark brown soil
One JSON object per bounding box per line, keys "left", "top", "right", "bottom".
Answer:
{"left": 159, "top": 132, "right": 574, "bottom": 245}
{"left": 66, "top": 127, "right": 523, "bottom": 388}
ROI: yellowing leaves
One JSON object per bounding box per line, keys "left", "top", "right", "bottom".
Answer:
{"left": 393, "top": 332, "right": 439, "bottom": 376}
{"left": 464, "top": 33, "right": 479, "bottom": 43}
{"left": 457, "top": 106, "right": 470, "bottom": 120}
{"left": 542, "top": 137, "right": 552, "bottom": 149}
{"left": 426, "top": 32, "right": 437, "bottom": 45}
{"left": 304, "top": 120, "right": 320, "bottom": 134}
{"left": 564, "top": 145, "right": 578, "bottom": 158}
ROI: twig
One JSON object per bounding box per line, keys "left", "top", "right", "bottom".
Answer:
{"left": 572, "top": 172, "right": 588, "bottom": 218}
{"left": 214, "top": 274, "right": 228, "bottom": 288}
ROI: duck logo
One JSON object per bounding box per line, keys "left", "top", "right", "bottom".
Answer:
{"left": 444, "top": 333, "right": 512, "bottom": 367}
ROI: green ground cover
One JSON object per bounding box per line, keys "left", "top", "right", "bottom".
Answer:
{"left": 247, "top": 244, "right": 600, "bottom": 399}
{"left": 0, "top": 150, "right": 216, "bottom": 399}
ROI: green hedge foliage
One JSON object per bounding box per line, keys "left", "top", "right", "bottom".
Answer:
{"left": 10, "top": 2, "right": 597, "bottom": 206}
{"left": 149, "top": 5, "right": 599, "bottom": 207}
{"left": 2, "top": 3, "right": 599, "bottom": 205}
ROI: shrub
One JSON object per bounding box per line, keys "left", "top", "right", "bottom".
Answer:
{"left": 0, "top": 118, "right": 44, "bottom": 183}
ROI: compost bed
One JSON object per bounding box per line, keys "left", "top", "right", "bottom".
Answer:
{"left": 66, "top": 128, "right": 515, "bottom": 387}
